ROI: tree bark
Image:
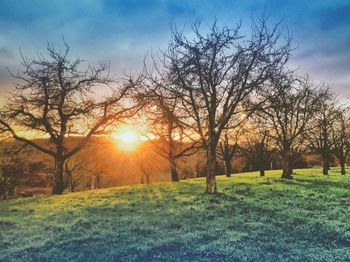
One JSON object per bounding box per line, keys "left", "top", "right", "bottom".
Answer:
{"left": 340, "top": 159, "right": 346, "bottom": 175}
{"left": 258, "top": 160, "right": 265, "bottom": 177}
{"left": 2, "top": 175, "right": 8, "bottom": 200}
{"left": 169, "top": 158, "right": 180, "bottom": 182}
{"left": 167, "top": 136, "right": 180, "bottom": 182}
{"left": 145, "top": 174, "right": 150, "bottom": 184}
{"left": 224, "top": 158, "right": 233, "bottom": 177}
{"left": 96, "top": 174, "right": 101, "bottom": 189}
{"left": 281, "top": 153, "right": 293, "bottom": 179}
{"left": 52, "top": 157, "right": 65, "bottom": 194}
{"left": 322, "top": 154, "right": 329, "bottom": 176}
{"left": 260, "top": 168, "right": 265, "bottom": 177}
{"left": 206, "top": 145, "right": 217, "bottom": 194}
{"left": 91, "top": 175, "right": 95, "bottom": 189}
{"left": 69, "top": 178, "right": 74, "bottom": 192}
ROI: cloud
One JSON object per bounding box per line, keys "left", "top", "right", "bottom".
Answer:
{"left": 0, "top": 46, "right": 13, "bottom": 59}
{"left": 0, "top": 0, "right": 348, "bottom": 96}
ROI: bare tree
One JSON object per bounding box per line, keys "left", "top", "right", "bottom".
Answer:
{"left": 218, "top": 128, "right": 241, "bottom": 177}
{"left": 90, "top": 158, "right": 105, "bottom": 189}
{"left": 0, "top": 145, "right": 26, "bottom": 199}
{"left": 0, "top": 43, "right": 139, "bottom": 194}
{"left": 148, "top": 16, "right": 291, "bottom": 193}
{"left": 307, "top": 92, "right": 337, "bottom": 175}
{"left": 242, "top": 123, "right": 275, "bottom": 177}
{"left": 141, "top": 92, "right": 200, "bottom": 182}
{"left": 260, "top": 75, "right": 329, "bottom": 179}
{"left": 136, "top": 154, "right": 154, "bottom": 184}
{"left": 64, "top": 159, "right": 81, "bottom": 192}
{"left": 331, "top": 107, "right": 350, "bottom": 175}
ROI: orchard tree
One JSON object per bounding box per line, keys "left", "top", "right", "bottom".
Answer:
{"left": 64, "top": 159, "right": 82, "bottom": 192}
{"left": 331, "top": 107, "right": 350, "bottom": 175}
{"left": 0, "top": 146, "right": 26, "bottom": 199}
{"left": 307, "top": 92, "right": 336, "bottom": 175}
{"left": 140, "top": 90, "right": 200, "bottom": 182}
{"left": 0, "top": 43, "right": 139, "bottom": 194}
{"left": 218, "top": 128, "right": 241, "bottom": 177}
{"left": 260, "top": 75, "right": 329, "bottom": 179}
{"left": 150, "top": 16, "right": 291, "bottom": 193}
{"left": 242, "top": 124, "right": 275, "bottom": 177}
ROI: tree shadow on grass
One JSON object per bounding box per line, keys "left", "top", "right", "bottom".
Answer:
{"left": 278, "top": 177, "right": 350, "bottom": 191}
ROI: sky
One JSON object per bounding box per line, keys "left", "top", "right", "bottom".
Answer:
{"left": 0, "top": 0, "right": 349, "bottom": 96}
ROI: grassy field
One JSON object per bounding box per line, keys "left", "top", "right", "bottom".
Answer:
{"left": 1, "top": 168, "right": 349, "bottom": 262}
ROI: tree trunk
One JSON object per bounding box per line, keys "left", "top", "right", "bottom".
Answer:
{"left": 340, "top": 159, "right": 346, "bottom": 175}
{"left": 224, "top": 158, "right": 233, "bottom": 177}
{"left": 322, "top": 154, "right": 329, "bottom": 176}
{"left": 52, "top": 157, "right": 65, "bottom": 194}
{"left": 169, "top": 158, "right": 180, "bottom": 182}
{"left": 69, "top": 175, "right": 74, "bottom": 192}
{"left": 206, "top": 145, "right": 217, "bottom": 194}
{"left": 145, "top": 174, "right": 150, "bottom": 184}
{"left": 260, "top": 168, "right": 265, "bottom": 177}
{"left": 90, "top": 175, "right": 95, "bottom": 189}
{"left": 258, "top": 160, "right": 265, "bottom": 177}
{"left": 2, "top": 175, "right": 8, "bottom": 200}
{"left": 281, "top": 153, "right": 293, "bottom": 179}
{"left": 96, "top": 174, "right": 101, "bottom": 189}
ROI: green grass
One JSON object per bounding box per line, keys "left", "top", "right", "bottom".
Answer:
{"left": 1, "top": 168, "right": 350, "bottom": 262}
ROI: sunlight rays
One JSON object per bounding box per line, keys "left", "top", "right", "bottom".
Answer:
{"left": 112, "top": 125, "right": 143, "bottom": 151}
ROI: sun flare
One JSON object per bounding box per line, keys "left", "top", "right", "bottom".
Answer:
{"left": 118, "top": 132, "right": 138, "bottom": 144}
{"left": 111, "top": 125, "right": 144, "bottom": 151}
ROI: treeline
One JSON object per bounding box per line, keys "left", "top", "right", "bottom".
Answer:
{"left": 1, "top": 15, "right": 349, "bottom": 198}
{"left": 0, "top": 138, "right": 175, "bottom": 198}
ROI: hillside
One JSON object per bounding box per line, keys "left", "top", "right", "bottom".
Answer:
{"left": 1, "top": 168, "right": 349, "bottom": 261}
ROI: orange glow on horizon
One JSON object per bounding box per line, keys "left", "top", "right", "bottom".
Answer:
{"left": 111, "top": 125, "right": 147, "bottom": 151}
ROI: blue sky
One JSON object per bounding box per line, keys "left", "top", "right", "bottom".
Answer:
{"left": 0, "top": 0, "right": 349, "bottom": 95}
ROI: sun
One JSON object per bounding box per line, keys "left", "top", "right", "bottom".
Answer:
{"left": 111, "top": 125, "right": 143, "bottom": 151}
{"left": 118, "top": 131, "right": 138, "bottom": 144}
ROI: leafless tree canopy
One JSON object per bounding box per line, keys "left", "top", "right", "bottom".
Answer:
{"left": 306, "top": 92, "right": 337, "bottom": 175}
{"left": 218, "top": 127, "right": 242, "bottom": 177}
{"left": 0, "top": 43, "right": 139, "bottom": 194}
{"left": 148, "top": 16, "right": 291, "bottom": 193}
{"left": 259, "top": 75, "right": 330, "bottom": 178}
{"left": 331, "top": 107, "right": 350, "bottom": 175}
{"left": 241, "top": 121, "right": 276, "bottom": 177}
{"left": 139, "top": 88, "right": 201, "bottom": 182}
{"left": 1, "top": 17, "right": 347, "bottom": 198}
